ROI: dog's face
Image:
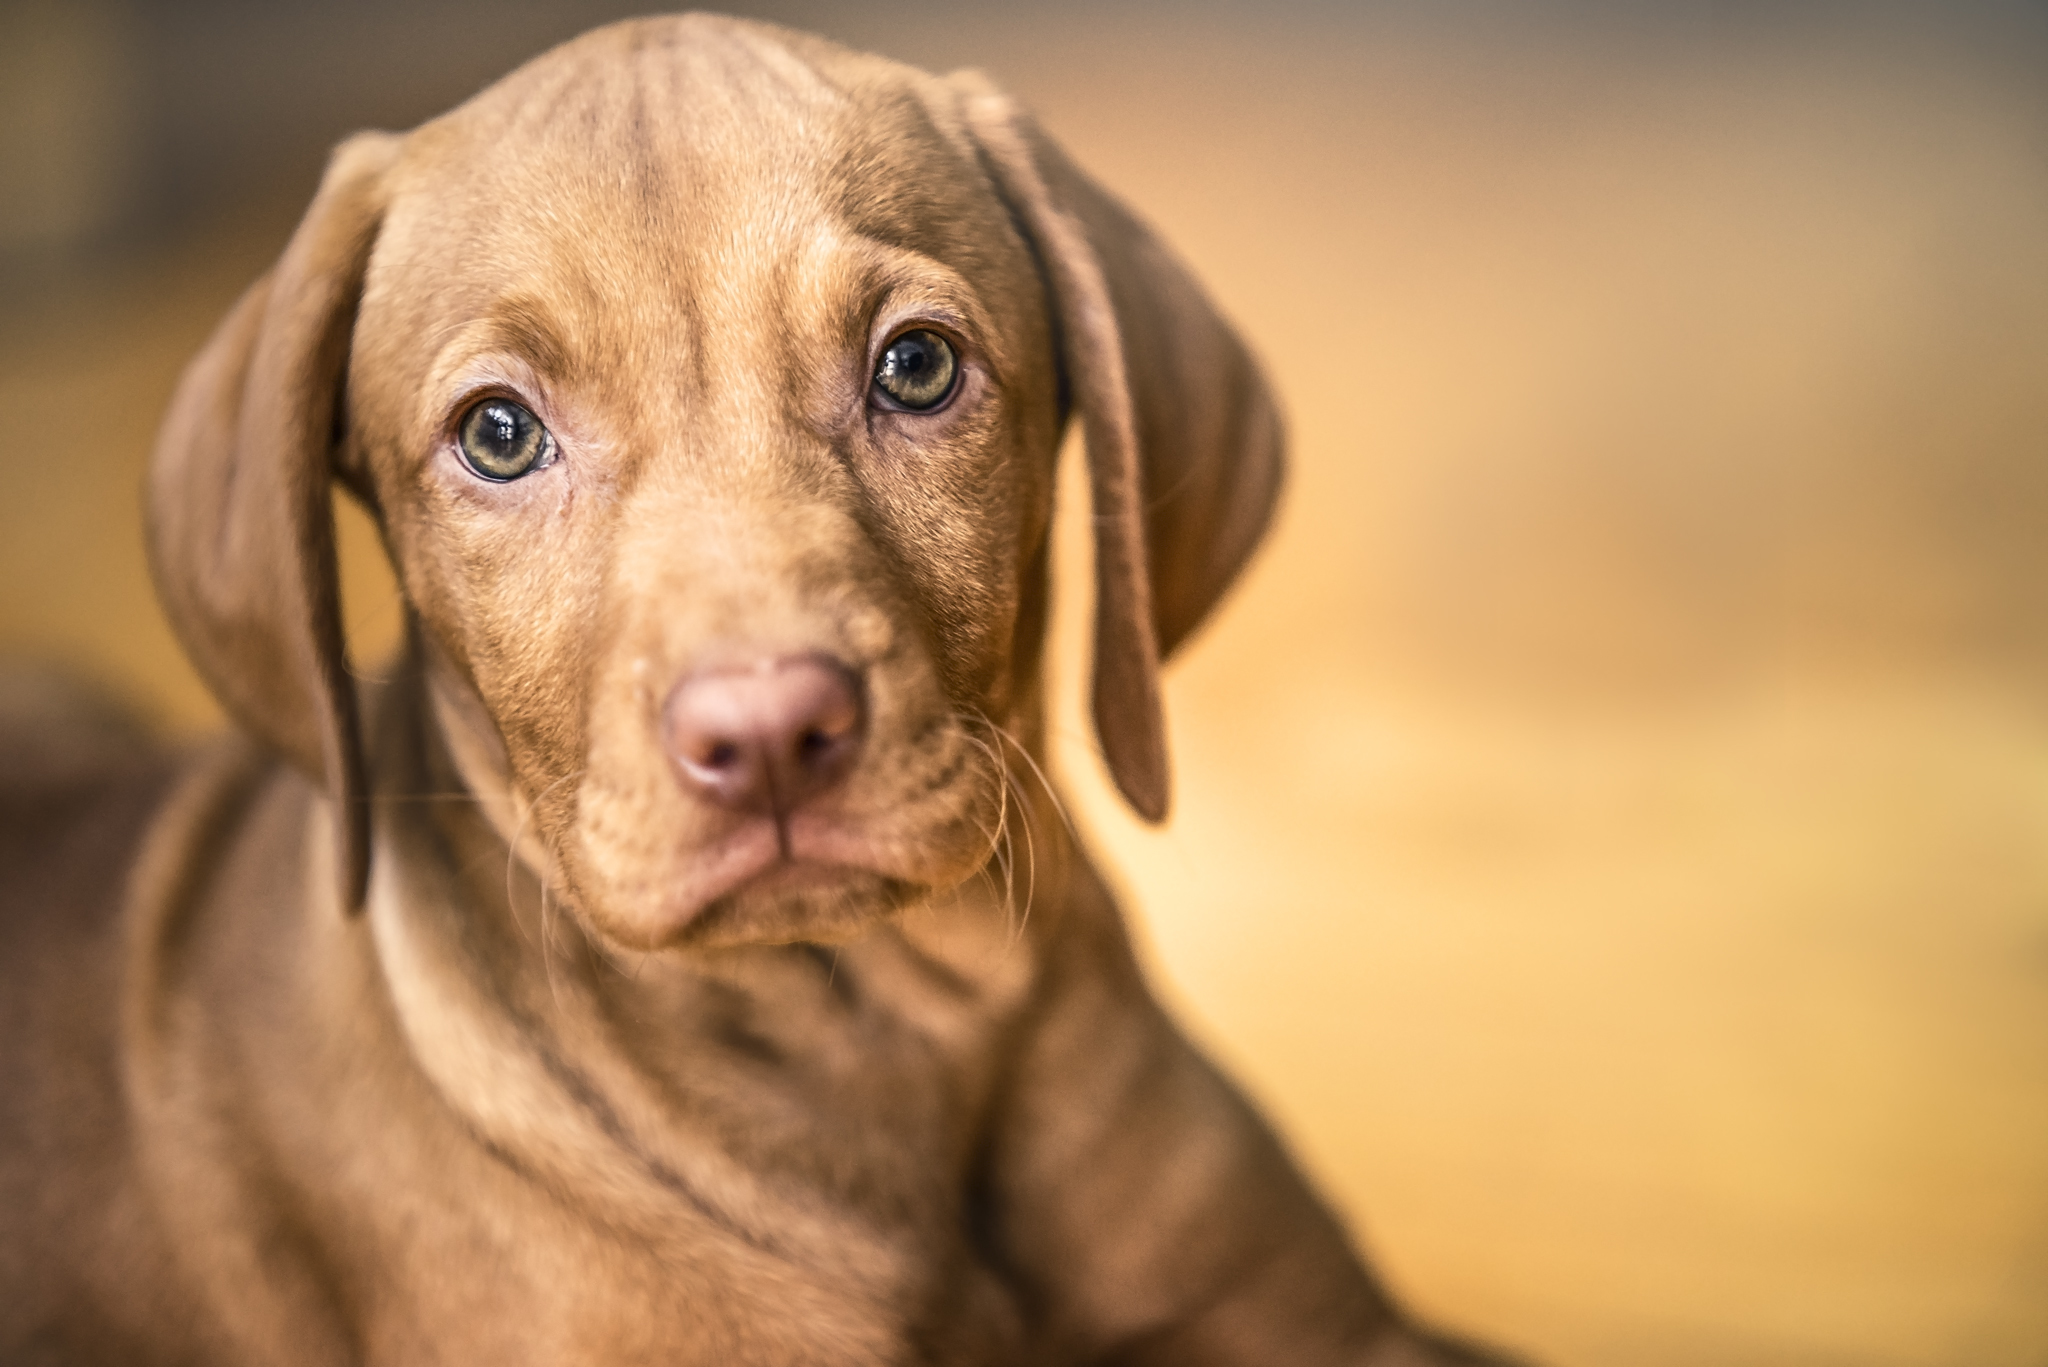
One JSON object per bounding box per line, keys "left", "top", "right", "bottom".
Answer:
{"left": 147, "top": 16, "right": 1284, "bottom": 952}
{"left": 345, "top": 26, "right": 1060, "bottom": 948}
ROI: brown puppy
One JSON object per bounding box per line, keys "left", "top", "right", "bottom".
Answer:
{"left": 0, "top": 15, "right": 1515, "bottom": 1365}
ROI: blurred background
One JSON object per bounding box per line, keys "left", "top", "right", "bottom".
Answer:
{"left": 4, "top": 1, "right": 2047, "bottom": 1362}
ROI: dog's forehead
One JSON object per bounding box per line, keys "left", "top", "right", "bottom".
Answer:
{"left": 384, "top": 17, "right": 990, "bottom": 294}
{"left": 352, "top": 13, "right": 1040, "bottom": 426}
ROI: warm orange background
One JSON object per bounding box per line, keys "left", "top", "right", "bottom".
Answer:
{"left": 5, "top": 4, "right": 2046, "bottom": 1364}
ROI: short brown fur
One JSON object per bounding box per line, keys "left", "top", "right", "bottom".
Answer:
{"left": 0, "top": 15, "right": 1516, "bottom": 1365}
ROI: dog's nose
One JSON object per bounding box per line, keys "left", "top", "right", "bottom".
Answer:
{"left": 663, "top": 656, "right": 866, "bottom": 814}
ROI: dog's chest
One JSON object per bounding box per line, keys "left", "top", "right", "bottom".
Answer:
{"left": 351, "top": 897, "right": 1039, "bottom": 1364}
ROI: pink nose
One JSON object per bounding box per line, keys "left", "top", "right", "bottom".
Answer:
{"left": 662, "top": 656, "right": 866, "bottom": 814}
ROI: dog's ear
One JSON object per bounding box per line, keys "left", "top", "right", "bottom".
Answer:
{"left": 957, "top": 84, "right": 1285, "bottom": 822}
{"left": 148, "top": 131, "right": 400, "bottom": 912}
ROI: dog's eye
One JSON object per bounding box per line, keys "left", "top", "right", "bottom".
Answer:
{"left": 457, "top": 398, "right": 555, "bottom": 481}
{"left": 872, "top": 329, "right": 958, "bottom": 411}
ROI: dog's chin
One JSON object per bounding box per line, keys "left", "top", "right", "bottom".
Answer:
{"left": 569, "top": 822, "right": 957, "bottom": 953}
{"left": 679, "top": 864, "right": 926, "bottom": 949}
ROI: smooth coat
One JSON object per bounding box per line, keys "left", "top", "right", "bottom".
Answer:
{"left": 0, "top": 16, "right": 1512, "bottom": 1366}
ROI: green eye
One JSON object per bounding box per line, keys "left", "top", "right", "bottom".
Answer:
{"left": 457, "top": 398, "right": 554, "bottom": 481}
{"left": 872, "top": 329, "right": 958, "bottom": 411}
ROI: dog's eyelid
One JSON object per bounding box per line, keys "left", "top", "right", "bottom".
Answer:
{"left": 440, "top": 372, "right": 558, "bottom": 435}
{"left": 446, "top": 380, "right": 535, "bottom": 418}
{"left": 863, "top": 285, "right": 986, "bottom": 355}
{"left": 871, "top": 312, "right": 967, "bottom": 350}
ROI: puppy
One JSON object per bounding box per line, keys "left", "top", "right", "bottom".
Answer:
{"left": 0, "top": 15, "right": 1515, "bottom": 1365}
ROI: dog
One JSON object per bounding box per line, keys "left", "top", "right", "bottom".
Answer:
{"left": 0, "top": 15, "right": 1516, "bottom": 1365}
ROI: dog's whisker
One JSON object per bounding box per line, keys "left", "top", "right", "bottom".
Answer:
{"left": 974, "top": 707, "right": 1076, "bottom": 842}
{"left": 539, "top": 878, "right": 573, "bottom": 1021}
{"left": 504, "top": 798, "right": 541, "bottom": 952}
{"left": 950, "top": 711, "right": 1037, "bottom": 936}
{"left": 532, "top": 769, "right": 588, "bottom": 1021}
{"left": 949, "top": 719, "right": 1015, "bottom": 877}
{"left": 983, "top": 763, "right": 1032, "bottom": 951}
{"left": 955, "top": 716, "right": 1028, "bottom": 936}
{"left": 1001, "top": 766, "right": 1040, "bottom": 948}
{"left": 952, "top": 709, "right": 1046, "bottom": 940}
{"left": 969, "top": 861, "right": 1003, "bottom": 921}
{"left": 505, "top": 768, "right": 578, "bottom": 964}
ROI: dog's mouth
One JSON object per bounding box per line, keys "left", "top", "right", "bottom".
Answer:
{"left": 687, "top": 858, "right": 925, "bottom": 948}
{"left": 568, "top": 803, "right": 979, "bottom": 951}
{"left": 653, "top": 829, "right": 933, "bottom": 949}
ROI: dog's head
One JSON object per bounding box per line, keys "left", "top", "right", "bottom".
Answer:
{"left": 147, "top": 15, "right": 1280, "bottom": 950}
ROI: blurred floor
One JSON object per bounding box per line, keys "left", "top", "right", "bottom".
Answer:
{"left": 4, "top": 4, "right": 2048, "bottom": 1364}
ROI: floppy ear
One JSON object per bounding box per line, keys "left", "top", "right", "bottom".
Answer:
{"left": 148, "top": 131, "right": 401, "bottom": 912}
{"left": 957, "top": 83, "right": 1286, "bottom": 822}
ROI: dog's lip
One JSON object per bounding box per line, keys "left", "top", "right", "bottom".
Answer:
{"left": 637, "top": 815, "right": 923, "bottom": 939}
{"left": 710, "top": 858, "right": 852, "bottom": 901}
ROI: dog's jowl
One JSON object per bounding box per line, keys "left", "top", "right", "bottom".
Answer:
{"left": 0, "top": 16, "right": 1517, "bottom": 1366}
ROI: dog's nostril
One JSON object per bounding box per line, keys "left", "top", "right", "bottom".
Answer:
{"left": 663, "top": 656, "right": 867, "bottom": 814}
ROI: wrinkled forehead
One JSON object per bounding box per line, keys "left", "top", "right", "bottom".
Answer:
{"left": 369, "top": 18, "right": 1017, "bottom": 347}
